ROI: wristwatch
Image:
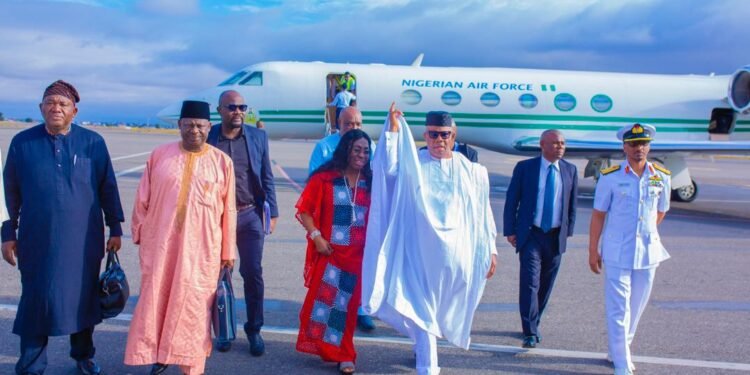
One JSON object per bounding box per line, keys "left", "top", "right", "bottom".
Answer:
{"left": 308, "top": 229, "right": 321, "bottom": 240}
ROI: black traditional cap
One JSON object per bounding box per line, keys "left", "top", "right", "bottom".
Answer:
{"left": 179, "top": 100, "right": 210, "bottom": 120}
{"left": 425, "top": 111, "right": 454, "bottom": 127}
{"left": 617, "top": 123, "right": 656, "bottom": 142}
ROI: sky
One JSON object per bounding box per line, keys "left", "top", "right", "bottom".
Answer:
{"left": 1, "top": 0, "right": 748, "bottom": 124}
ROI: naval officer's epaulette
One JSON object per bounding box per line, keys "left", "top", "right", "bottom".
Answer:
{"left": 600, "top": 165, "right": 621, "bottom": 175}
{"left": 652, "top": 163, "right": 671, "bottom": 175}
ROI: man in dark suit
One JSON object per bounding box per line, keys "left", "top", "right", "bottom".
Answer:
{"left": 207, "top": 90, "right": 278, "bottom": 356}
{"left": 503, "top": 129, "right": 577, "bottom": 348}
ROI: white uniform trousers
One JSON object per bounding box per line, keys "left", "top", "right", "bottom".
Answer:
{"left": 604, "top": 265, "right": 657, "bottom": 374}
{"left": 375, "top": 304, "right": 440, "bottom": 374}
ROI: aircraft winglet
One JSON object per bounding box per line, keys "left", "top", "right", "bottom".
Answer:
{"left": 411, "top": 53, "right": 424, "bottom": 67}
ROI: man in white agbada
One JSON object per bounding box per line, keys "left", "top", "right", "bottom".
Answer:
{"left": 362, "top": 104, "right": 498, "bottom": 375}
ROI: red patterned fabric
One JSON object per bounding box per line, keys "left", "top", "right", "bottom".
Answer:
{"left": 295, "top": 170, "right": 370, "bottom": 363}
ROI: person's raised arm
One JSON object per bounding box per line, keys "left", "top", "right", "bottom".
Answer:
{"left": 383, "top": 102, "right": 404, "bottom": 177}
{"left": 388, "top": 102, "right": 402, "bottom": 133}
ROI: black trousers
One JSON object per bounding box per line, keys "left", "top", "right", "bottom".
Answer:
{"left": 237, "top": 207, "right": 266, "bottom": 337}
{"left": 518, "top": 227, "right": 562, "bottom": 338}
{"left": 16, "top": 326, "right": 95, "bottom": 375}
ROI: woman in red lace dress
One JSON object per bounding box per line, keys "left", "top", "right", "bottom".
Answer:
{"left": 296, "top": 129, "right": 372, "bottom": 374}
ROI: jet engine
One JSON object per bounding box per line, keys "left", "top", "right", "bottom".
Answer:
{"left": 729, "top": 65, "right": 750, "bottom": 114}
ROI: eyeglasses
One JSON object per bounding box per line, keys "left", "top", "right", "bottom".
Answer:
{"left": 427, "top": 131, "right": 452, "bottom": 140}
{"left": 223, "top": 104, "right": 248, "bottom": 112}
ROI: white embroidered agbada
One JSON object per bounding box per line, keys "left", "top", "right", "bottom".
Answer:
{"left": 362, "top": 117, "right": 497, "bottom": 349}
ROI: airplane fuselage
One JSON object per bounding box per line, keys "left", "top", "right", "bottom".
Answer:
{"left": 158, "top": 61, "right": 750, "bottom": 157}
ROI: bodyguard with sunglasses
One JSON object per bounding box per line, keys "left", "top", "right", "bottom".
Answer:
{"left": 207, "top": 90, "right": 278, "bottom": 356}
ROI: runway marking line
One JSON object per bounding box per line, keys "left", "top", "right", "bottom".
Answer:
{"left": 115, "top": 164, "right": 146, "bottom": 177}
{"left": 1, "top": 304, "right": 747, "bottom": 371}
{"left": 111, "top": 151, "right": 151, "bottom": 161}
{"left": 271, "top": 159, "right": 303, "bottom": 193}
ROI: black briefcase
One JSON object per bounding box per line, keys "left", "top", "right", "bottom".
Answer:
{"left": 99, "top": 250, "right": 130, "bottom": 319}
{"left": 212, "top": 267, "right": 237, "bottom": 341}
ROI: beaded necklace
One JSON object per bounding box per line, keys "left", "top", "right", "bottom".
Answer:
{"left": 343, "top": 171, "right": 361, "bottom": 225}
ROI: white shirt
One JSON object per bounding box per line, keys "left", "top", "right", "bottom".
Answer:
{"left": 329, "top": 91, "right": 355, "bottom": 108}
{"left": 533, "top": 157, "right": 563, "bottom": 228}
{"left": 593, "top": 161, "right": 671, "bottom": 269}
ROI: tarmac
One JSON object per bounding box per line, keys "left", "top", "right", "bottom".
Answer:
{"left": 0, "top": 126, "right": 748, "bottom": 374}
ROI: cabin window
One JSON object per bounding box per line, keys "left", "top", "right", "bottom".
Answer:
{"left": 219, "top": 71, "right": 248, "bottom": 86}
{"left": 519, "top": 93, "right": 538, "bottom": 109}
{"left": 554, "top": 93, "right": 576, "bottom": 111}
{"left": 590, "top": 94, "right": 613, "bottom": 112}
{"left": 441, "top": 91, "right": 461, "bottom": 106}
{"left": 480, "top": 92, "right": 500, "bottom": 107}
{"left": 239, "top": 71, "right": 263, "bottom": 86}
{"left": 401, "top": 89, "right": 422, "bottom": 105}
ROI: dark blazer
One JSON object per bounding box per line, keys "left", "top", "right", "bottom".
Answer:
{"left": 503, "top": 156, "right": 577, "bottom": 253}
{"left": 207, "top": 124, "right": 278, "bottom": 218}
{"left": 456, "top": 143, "right": 479, "bottom": 163}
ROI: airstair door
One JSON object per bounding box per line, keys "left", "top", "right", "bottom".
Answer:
{"left": 326, "top": 72, "right": 357, "bottom": 135}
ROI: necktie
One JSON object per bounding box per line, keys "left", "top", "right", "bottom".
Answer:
{"left": 541, "top": 164, "right": 557, "bottom": 232}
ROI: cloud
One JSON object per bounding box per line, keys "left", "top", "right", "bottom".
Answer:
{"left": 137, "top": 0, "right": 199, "bottom": 16}
{"left": 1, "top": 0, "right": 749, "bottom": 122}
{"left": 48, "top": 0, "right": 105, "bottom": 6}
{"left": 0, "top": 21, "right": 226, "bottom": 109}
{"left": 358, "top": 0, "right": 412, "bottom": 10}
{"left": 225, "top": 5, "right": 264, "bottom": 13}
{"left": 0, "top": 27, "right": 184, "bottom": 72}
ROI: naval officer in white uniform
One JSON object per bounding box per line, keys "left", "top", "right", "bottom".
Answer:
{"left": 588, "top": 123, "right": 671, "bottom": 375}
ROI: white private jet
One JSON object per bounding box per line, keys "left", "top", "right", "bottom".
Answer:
{"left": 157, "top": 55, "right": 750, "bottom": 202}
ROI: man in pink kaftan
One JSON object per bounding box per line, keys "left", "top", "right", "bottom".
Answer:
{"left": 124, "top": 100, "right": 237, "bottom": 375}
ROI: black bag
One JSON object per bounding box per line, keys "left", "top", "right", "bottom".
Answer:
{"left": 99, "top": 250, "right": 130, "bottom": 319}
{"left": 212, "top": 267, "right": 237, "bottom": 341}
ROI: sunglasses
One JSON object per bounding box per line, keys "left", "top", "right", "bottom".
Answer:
{"left": 626, "top": 141, "right": 650, "bottom": 148}
{"left": 223, "top": 104, "right": 248, "bottom": 112}
{"left": 427, "top": 130, "right": 452, "bottom": 140}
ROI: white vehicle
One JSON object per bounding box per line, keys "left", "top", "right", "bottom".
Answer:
{"left": 157, "top": 56, "right": 750, "bottom": 202}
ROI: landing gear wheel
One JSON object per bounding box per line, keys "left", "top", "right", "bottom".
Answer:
{"left": 671, "top": 179, "right": 698, "bottom": 202}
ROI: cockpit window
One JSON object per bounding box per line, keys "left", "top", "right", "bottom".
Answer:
{"left": 240, "top": 72, "right": 263, "bottom": 86}
{"left": 219, "top": 71, "right": 248, "bottom": 86}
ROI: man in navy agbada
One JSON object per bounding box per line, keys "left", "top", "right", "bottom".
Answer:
{"left": 207, "top": 90, "right": 278, "bottom": 356}
{"left": 1, "top": 80, "right": 125, "bottom": 375}
{"left": 503, "top": 129, "right": 578, "bottom": 348}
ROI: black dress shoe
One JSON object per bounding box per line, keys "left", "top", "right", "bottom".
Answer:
{"left": 216, "top": 340, "right": 232, "bottom": 352}
{"left": 248, "top": 332, "right": 265, "bottom": 356}
{"left": 522, "top": 336, "right": 537, "bottom": 348}
{"left": 356, "top": 315, "right": 376, "bottom": 332}
{"left": 76, "top": 359, "right": 101, "bottom": 375}
{"left": 150, "top": 363, "right": 169, "bottom": 375}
